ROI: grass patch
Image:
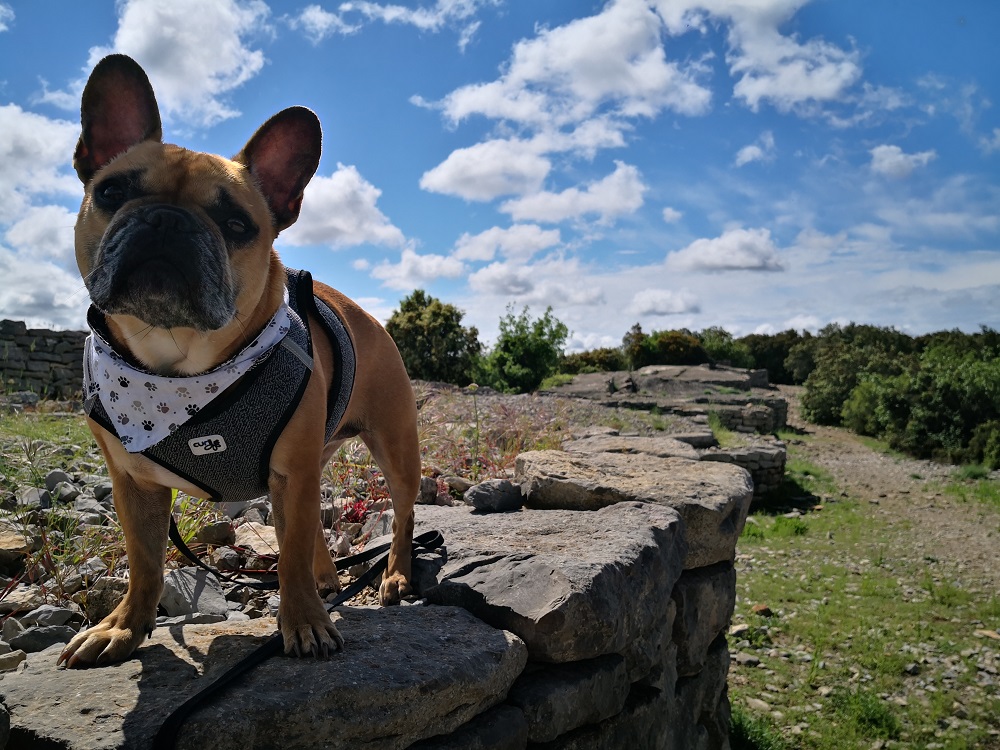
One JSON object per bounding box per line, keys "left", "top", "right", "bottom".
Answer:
{"left": 831, "top": 688, "right": 901, "bottom": 740}
{"left": 708, "top": 411, "right": 740, "bottom": 448}
{"left": 730, "top": 704, "right": 789, "bottom": 750}
{"left": 953, "top": 464, "right": 990, "bottom": 481}
{"left": 942, "top": 478, "right": 1000, "bottom": 510}
{"left": 538, "top": 373, "right": 575, "bottom": 391}
{"left": 771, "top": 515, "right": 808, "bottom": 537}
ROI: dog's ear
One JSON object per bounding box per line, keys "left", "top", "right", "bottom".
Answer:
{"left": 234, "top": 107, "right": 322, "bottom": 232}
{"left": 75, "top": 54, "right": 163, "bottom": 183}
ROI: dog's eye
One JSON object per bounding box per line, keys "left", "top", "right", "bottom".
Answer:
{"left": 226, "top": 218, "right": 247, "bottom": 235}
{"left": 96, "top": 181, "right": 126, "bottom": 207}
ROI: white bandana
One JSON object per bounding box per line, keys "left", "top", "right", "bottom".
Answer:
{"left": 83, "top": 304, "right": 292, "bottom": 453}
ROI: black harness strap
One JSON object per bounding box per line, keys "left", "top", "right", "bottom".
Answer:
{"left": 151, "top": 527, "right": 444, "bottom": 750}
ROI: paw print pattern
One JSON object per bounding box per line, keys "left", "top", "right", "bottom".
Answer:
{"left": 142, "top": 420, "right": 154, "bottom": 431}
{"left": 185, "top": 404, "right": 200, "bottom": 416}
{"left": 144, "top": 381, "right": 157, "bottom": 391}
{"left": 176, "top": 387, "right": 190, "bottom": 398}
{"left": 131, "top": 400, "right": 144, "bottom": 413}
{"left": 109, "top": 391, "right": 119, "bottom": 403}
{"left": 121, "top": 435, "right": 133, "bottom": 446}
{"left": 118, "top": 376, "right": 130, "bottom": 387}
{"left": 168, "top": 423, "right": 179, "bottom": 433}
{"left": 205, "top": 383, "right": 219, "bottom": 394}
{"left": 117, "top": 413, "right": 130, "bottom": 426}
{"left": 157, "top": 402, "right": 170, "bottom": 414}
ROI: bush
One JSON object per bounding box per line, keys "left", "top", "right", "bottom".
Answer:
{"left": 740, "top": 329, "right": 812, "bottom": 384}
{"left": 385, "top": 290, "right": 482, "bottom": 386}
{"left": 698, "top": 327, "right": 754, "bottom": 369}
{"left": 969, "top": 420, "right": 1000, "bottom": 469}
{"left": 561, "top": 347, "right": 627, "bottom": 374}
{"left": 478, "top": 305, "right": 569, "bottom": 394}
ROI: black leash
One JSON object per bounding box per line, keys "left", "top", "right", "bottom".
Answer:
{"left": 153, "top": 521, "right": 444, "bottom": 750}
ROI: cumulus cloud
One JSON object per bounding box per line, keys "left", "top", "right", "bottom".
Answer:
{"left": 667, "top": 227, "right": 783, "bottom": 272}
{"left": 869, "top": 144, "right": 936, "bottom": 179}
{"left": 453, "top": 224, "right": 561, "bottom": 262}
{"left": 371, "top": 248, "right": 465, "bottom": 290}
{"left": 280, "top": 164, "right": 406, "bottom": 249}
{"left": 0, "top": 105, "right": 80, "bottom": 223}
{"left": 4, "top": 206, "right": 78, "bottom": 262}
{"left": 0, "top": 245, "right": 89, "bottom": 329}
{"left": 662, "top": 206, "right": 683, "bottom": 223}
{"left": 656, "top": 0, "right": 862, "bottom": 114}
{"left": 467, "top": 256, "right": 604, "bottom": 306}
{"left": 78, "top": 0, "right": 270, "bottom": 128}
{"left": 734, "top": 130, "right": 775, "bottom": 166}
{"left": 289, "top": 0, "right": 497, "bottom": 49}
{"left": 0, "top": 3, "right": 13, "bottom": 32}
{"left": 438, "top": 0, "right": 711, "bottom": 129}
{"left": 979, "top": 128, "right": 1000, "bottom": 154}
{"left": 628, "top": 288, "right": 700, "bottom": 316}
{"left": 419, "top": 139, "right": 551, "bottom": 201}
{"left": 500, "top": 161, "right": 646, "bottom": 224}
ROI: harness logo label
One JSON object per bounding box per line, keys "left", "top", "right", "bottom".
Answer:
{"left": 188, "top": 435, "right": 227, "bottom": 456}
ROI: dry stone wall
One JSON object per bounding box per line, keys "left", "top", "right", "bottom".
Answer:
{"left": 0, "top": 320, "right": 86, "bottom": 399}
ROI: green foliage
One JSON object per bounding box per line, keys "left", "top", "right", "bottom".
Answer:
{"left": 830, "top": 688, "right": 901, "bottom": 740}
{"left": 740, "top": 329, "right": 812, "bottom": 384}
{"left": 560, "top": 346, "right": 627, "bottom": 374}
{"left": 730, "top": 704, "right": 789, "bottom": 750}
{"left": 620, "top": 323, "right": 709, "bottom": 369}
{"left": 385, "top": 290, "right": 481, "bottom": 386}
{"left": 478, "top": 305, "right": 569, "bottom": 394}
{"left": 697, "top": 326, "right": 755, "bottom": 368}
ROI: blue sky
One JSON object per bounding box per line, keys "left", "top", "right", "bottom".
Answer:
{"left": 1, "top": 0, "right": 998, "bottom": 351}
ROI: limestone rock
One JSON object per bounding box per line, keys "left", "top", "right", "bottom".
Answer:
{"left": 517, "top": 450, "right": 752, "bottom": 568}
{"left": 233, "top": 521, "right": 279, "bottom": 555}
{"left": 413, "top": 503, "right": 684, "bottom": 676}
{"left": 671, "top": 562, "right": 737, "bottom": 676}
{"left": 0, "top": 607, "right": 527, "bottom": 750}
{"left": 508, "top": 655, "right": 630, "bottom": 742}
{"left": 564, "top": 434, "right": 699, "bottom": 461}
{"left": 160, "top": 568, "right": 229, "bottom": 617}
{"left": 464, "top": 479, "right": 523, "bottom": 512}
{"left": 8, "top": 625, "right": 77, "bottom": 653}
{"left": 410, "top": 704, "right": 528, "bottom": 750}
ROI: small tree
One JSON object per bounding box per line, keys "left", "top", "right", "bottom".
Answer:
{"left": 479, "top": 305, "right": 569, "bottom": 393}
{"left": 385, "top": 290, "right": 481, "bottom": 386}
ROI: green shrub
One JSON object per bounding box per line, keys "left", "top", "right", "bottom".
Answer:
{"left": 740, "top": 329, "right": 812, "bottom": 384}
{"left": 478, "top": 305, "right": 569, "bottom": 394}
{"left": 560, "top": 347, "right": 627, "bottom": 374}
{"left": 698, "top": 327, "right": 755, "bottom": 369}
{"left": 385, "top": 290, "right": 481, "bottom": 386}
{"left": 968, "top": 420, "right": 1000, "bottom": 469}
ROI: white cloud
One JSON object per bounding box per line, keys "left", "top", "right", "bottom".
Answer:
{"left": 0, "top": 105, "right": 80, "bottom": 223}
{"left": 83, "top": 0, "right": 270, "bottom": 128}
{"left": 0, "top": 245, "right": 89, "bottom": 329}
{"left": 4, "top": 205, "right": 78, "bottom": 262}
{"left": 280, "top": 164, "right": 405, "bottom": 249}
{"left": 734, "top": 130, "right": 775, "bottom": 166}
{"left": 869, "top": 144, "right": 936, "bottom": 179}
{"left": 453, "top": 224, "right": 561, "bottom": 262}
{"left": 467, "top": 256, "right": 605, "bottom": 306}
{"left": 419, "top": 139, "right": 551, "bottom": 201}
{"left": 288, "top": 4, "right": 360, "bottom": 43}
{"left": 628, "top": 288, "right": 700, "bottom": 316}
{"left": 501, "top": 161, "right": 646, "bottom": 224}
{"left": 667, "top": 227, "right": 783, "bottom": 272}
{"left": 0, "top": 3, "right": 13, "bottom": 32}
{"left": 438, "top": 0, "right": 712, "bottom": 128}
{"left": 371, "top": 248, "right": 465, "bottom": 290}
{"left": 661, "top": 206, "right": 683, "bottom": 223}
{"left": 289, "top": 0, "right": 497, "bottom": 48}
{"left": 656, "top": 0, "right": 862, "bottom": 114}
{"left": 980, "top": 128, "right": 1000, "bottom": 154}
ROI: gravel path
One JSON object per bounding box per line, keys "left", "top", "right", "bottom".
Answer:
{"left": 776, "top": 385, "right": 1000, "bottom": 595}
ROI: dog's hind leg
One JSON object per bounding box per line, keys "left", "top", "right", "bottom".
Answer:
{"left": 360, "top": 419, "right": 420, "bottom": 605}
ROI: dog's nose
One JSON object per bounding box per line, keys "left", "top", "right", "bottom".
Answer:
{"left": 143, "top": 205, "right": 196, "bottom": 233}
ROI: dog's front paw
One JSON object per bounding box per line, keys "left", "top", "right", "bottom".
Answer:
{"left": 58, "top": 614, "right": 153, "bottom": 668}
{"left": 379, "top": 573, "right": 413, "bottom": 606}
{"left": 278, "top": 596, "right": 344, "bottom": 658}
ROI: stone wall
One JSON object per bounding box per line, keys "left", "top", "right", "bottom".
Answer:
{"left": 0, "top": 435, "right": 750, "bottom": 750}
{"left": 0, "top": 320, "right": 86, "bottom": 399}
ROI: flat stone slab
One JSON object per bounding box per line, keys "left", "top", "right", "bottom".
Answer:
{"left": 564, "top": 434, "right": 700, "bottom": 461}
{"left": 516, "top": 450, "right": 752, "bottom": 569}
{"left": 412, "top": 503, "right": 685, "bottom": 678}
{"left": 0, "top": 607, "right": 526, "bottom": 750}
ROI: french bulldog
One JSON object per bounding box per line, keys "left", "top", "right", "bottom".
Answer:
{"left": 59, "top": 54, "right": 419, "bottom": 667}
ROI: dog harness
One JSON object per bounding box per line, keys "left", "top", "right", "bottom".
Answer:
{"left": 83, "top": 269, "right": 356, "bottom": 503}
